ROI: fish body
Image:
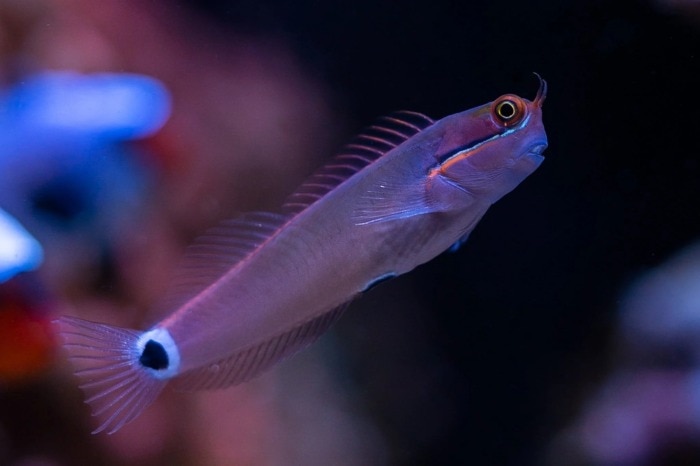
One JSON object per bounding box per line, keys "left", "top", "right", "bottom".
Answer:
{"left": 58, "top": 78, "right": 548, "bottom": 434}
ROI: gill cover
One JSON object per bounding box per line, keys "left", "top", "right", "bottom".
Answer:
{"left": 431, "top": 76, "right": 548, "bottom": 203}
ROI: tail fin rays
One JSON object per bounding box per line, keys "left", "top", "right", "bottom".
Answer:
{"left": 55, "top": 316, "right": 167, "bottom": 435}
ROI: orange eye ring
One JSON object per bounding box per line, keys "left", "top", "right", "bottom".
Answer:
{"left": 491, "top": 95, "right": 527, "bottom": 127}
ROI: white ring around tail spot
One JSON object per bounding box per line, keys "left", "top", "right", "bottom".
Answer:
{"left": 137, "top": 327, "right": 181, "bottom": 379}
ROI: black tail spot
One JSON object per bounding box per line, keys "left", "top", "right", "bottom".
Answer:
{"left": 139, "top": 340, "right": 169, "bottom": 370}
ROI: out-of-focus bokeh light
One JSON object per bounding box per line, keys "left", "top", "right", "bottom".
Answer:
{"left": 0, "top": 208, "right": 42, "bottom": 283}
{"left": 1, "top": 72, "right": 170, "bottom": 138}
{"left": 550, "top": 242, "right": 700, "bottom": 465}
{"left": 620, "top": 242, "right": 700, "bottom": 355}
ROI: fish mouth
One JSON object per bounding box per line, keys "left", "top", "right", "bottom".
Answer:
{"left": 519, "top": 142, "right": 547, "bottom": 163}
{"left": 523, "top": 142, "right": 547, "bottom": 162}
{"left": 528, "top": 142, "right": 548, "bottom": 156}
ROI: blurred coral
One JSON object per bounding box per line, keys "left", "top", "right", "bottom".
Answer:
{"left": 550, "top": 242, "right": 700, "bottom": 465}
{"left": 0, "top": 279, "right": 54, "bottom": 385}
{"left": 0, "top": 0, "right": 374, "bottom": 465}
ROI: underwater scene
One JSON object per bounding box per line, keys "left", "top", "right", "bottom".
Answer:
{"left": 0, "top": 0, "right": 699, "bottom": 465}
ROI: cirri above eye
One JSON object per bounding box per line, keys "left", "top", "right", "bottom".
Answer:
{"left": 491, "top": 94, "right": 527, "bottom": 127}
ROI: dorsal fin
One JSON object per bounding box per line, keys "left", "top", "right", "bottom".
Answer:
{"left": 173, "top": 300, "right": 352, "bottom": 390}
{"left": 150, "top": 212, "right": 290, "bottom": 320}
{"left": 283, "top": 111, "right": 434, "bottom": 215}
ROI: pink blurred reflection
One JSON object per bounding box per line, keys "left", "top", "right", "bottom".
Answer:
{"left": 550, "top": 242, "right": 700, "bottom": 464}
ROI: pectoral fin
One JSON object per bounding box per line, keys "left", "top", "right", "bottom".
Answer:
{"left": 352, "top": 178, "right": 436, "bottom": 225}
{"left": 352, "top": 169, "right": 477, "bottom": 225}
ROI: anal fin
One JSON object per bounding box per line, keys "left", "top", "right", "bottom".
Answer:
{"left": 174, "top": 301, "right": 353, "bottom": 390}
{"left": 448, "top": 232, "right": 471, "bottom": 252}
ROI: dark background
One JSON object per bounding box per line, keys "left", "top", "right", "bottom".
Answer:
{"left": 178, "top": 0, "right": 700, "bottom": 464}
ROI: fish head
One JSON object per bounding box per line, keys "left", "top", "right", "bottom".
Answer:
{"left": 432, "top": 76, "right": 548, "bottom": 204}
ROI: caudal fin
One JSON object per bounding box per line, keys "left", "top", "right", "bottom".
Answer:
{"left": 55, "top": 316, "right": 168, "bottom": 434}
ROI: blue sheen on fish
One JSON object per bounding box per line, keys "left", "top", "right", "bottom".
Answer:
{"left": 56, "top": 77, "right": 548, "bottom": 434}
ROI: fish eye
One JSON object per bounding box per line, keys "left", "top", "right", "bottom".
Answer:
{"left": 491, "top": 95, "right": 527, "bottom": 127}
{"left": 496, "top": 101, "right": 517, "bottom": 119}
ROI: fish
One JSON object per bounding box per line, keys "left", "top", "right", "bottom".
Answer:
{"left": 56, "top": 76, "right": 548, "bottom": 434}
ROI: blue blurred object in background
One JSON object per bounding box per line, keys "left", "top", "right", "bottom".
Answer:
{"left": 0, "top": 71, "right": 170, "bottom": 284}
{"left": 0, "top": 208, "right": 42, "bottom": 283}
{"left": 0, "top": 72, "right": 170, "bottom": 139}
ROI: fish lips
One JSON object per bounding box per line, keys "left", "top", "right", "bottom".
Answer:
{"left": 522, "top": 142, "right": 548, "bottom": 163}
